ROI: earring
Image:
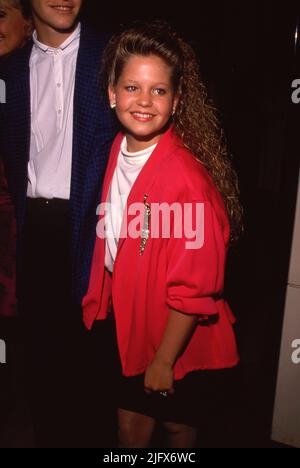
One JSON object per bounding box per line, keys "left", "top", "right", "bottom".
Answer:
{"left": 172, "top": 108, "right": 176, "bottom": 116}
{"left": 110, "top": 103, "right": 116, "bottom": 109}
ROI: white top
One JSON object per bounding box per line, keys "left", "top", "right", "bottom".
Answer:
{"left": 105, "top": 137, "right": 157, "bottom": 272}
{"left": 27, "top": 23, "right": 81, "bottom": 199}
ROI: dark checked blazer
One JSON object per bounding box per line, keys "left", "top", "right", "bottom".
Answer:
{"left": 0, "top": 23, "right": 118, "bottom": 304}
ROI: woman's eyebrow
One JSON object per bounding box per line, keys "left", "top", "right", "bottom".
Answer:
{"left": 122, "top": 79, "right": 170, "bottom": 87}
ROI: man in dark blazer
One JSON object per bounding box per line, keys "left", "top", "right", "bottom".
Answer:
{"left": 0, "top": 0, "right": 117, "bottom": 447}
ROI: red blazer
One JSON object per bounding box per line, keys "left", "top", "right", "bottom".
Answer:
{"left": 83, "top": 127, "right": 239, "bottom": 380}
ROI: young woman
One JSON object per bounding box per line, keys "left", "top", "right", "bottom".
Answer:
{"left": 83, "top": 21, "right": 243, "bottom": 448}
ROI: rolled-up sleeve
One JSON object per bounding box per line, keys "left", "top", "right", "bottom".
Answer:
{"left": 166, "top": 200, "right": 227, "bottom": 316}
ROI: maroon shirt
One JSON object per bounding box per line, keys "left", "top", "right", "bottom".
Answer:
{"left": 0, "top": 159, "right": 17, "bottom": 317}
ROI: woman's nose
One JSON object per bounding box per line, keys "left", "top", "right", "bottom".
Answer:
{"left": 136, "top": 91, "right": 153, "bottom": 107}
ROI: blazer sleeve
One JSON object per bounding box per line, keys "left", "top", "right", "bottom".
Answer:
{"left": 166, "top": 199, "right": 228, "bottom": 316}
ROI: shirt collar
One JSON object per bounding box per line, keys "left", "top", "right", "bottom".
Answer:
{"left": 32, "top": 22, "right": 81, "bottom": 54}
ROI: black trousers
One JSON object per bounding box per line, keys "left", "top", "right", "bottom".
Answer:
{"left": 19, "top": 198, "right": 117, "bottom": 448}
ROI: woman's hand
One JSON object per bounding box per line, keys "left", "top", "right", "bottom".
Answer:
{"left": 143, "top": 308, "right": 198, "bottom": 396}
{"left": 144, "top": 358, "right": 175, "bottom": 395}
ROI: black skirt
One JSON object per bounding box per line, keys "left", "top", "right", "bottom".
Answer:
{"left": 118, "top": 367, "right": 238, "bottom": 428}
{"left": 96, "top": 314, "right": 239, "bottom": 429}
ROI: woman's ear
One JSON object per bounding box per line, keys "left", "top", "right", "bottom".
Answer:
{"left": 108, "top": 84, "right": 116, "bottom": 109}
{"left": 172, "top": 94, "right": 180, "bottom": 115}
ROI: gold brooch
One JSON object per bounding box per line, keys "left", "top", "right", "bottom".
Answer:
{"left": 140, "top": 194, "right": 151, "bottom": 255}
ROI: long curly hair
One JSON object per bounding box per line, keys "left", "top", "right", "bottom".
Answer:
{"left": 102, "top": 21, "right": 243, "bottom": 242}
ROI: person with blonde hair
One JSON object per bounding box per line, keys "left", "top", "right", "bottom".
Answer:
{"left": 0, "top": 0, "right": 32, "bottom": 57}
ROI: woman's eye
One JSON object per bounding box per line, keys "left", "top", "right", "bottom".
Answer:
{"left": 0, "top": 10, "right": 7, "bottom": 18}
{"left": 125, "top": 86, "right": 137, "bottom": 92}
{"left": 153, "top": 88, "right": 166, "bottom": 96}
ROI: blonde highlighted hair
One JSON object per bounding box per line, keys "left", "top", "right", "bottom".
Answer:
{"left": 0, "top": 0, "right": 31, "bottom": 18}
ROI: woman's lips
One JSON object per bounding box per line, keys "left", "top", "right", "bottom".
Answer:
{"left": 131, "top": 112, "right": 155, "bottom": 122}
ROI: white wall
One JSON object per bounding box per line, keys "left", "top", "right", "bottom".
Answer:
{"left": 272, "top": 170, "right": 300, "bottom": 447}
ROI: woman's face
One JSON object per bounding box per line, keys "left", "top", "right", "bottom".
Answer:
{"left": 109, "top": 54, "right": 178, "bottom": 152}
{"left": 0, "top": 2, "right": 32, "bottom": 57}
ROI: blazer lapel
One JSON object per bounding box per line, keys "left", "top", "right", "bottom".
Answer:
{"left": 71, "top": 24, "right": 112, "bottom": 213}
{"left": 117, "top": 126, "right": 179, "bottom": 253}
{"left": 72, "top": 25, "right": 99, "bottom": 200}
{"left": 101, "top": 132, "right": 124, "bottom": 204}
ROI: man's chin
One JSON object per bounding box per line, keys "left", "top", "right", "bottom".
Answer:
{"left": 55, "top": 25, "right": 77, "bottom": 33}
{"left": 51, "top": 21, "right": 78, "bottom": 34}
